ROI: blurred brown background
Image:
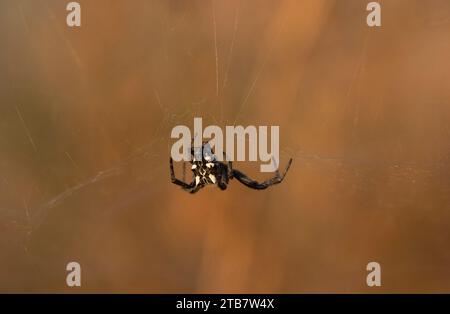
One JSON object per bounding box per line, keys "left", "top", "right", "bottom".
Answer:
{"left": 0, "top": 0, "right": 449, "bottom": 293}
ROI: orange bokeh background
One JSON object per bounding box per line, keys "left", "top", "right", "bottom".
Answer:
{"left": 0, "top": 0, "right": 449, "bottom": 292}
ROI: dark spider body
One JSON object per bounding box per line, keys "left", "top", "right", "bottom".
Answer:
{"left": 170, "top": 143, "right": 293, "bottom": 194}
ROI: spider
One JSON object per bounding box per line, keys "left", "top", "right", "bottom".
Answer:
{"left": 170, "top": 142, "right": 293, "bottom": 193}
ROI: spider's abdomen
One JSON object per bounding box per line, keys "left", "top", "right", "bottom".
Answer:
{"left": 191, "top": 162, "right": 217, "bottom": 186}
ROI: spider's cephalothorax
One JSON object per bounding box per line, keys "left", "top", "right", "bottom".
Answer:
{"left": 170, "top": 142, "right": 293, "bottom": 194}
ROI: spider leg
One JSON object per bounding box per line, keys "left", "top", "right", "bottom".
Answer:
{"left": 187, "top": 184, "right": 204, "bottom": 194}
{"left": 223, "top": 152, "right": 233, "bottom": 178}
{"left": 217, "top": 163, "right": 229, "bottom": 190}
{"left": 232, "top": 158, "right": 293, "bottom": 190}
{"left": 170, "top": 158, "right": 196, "bottom": 190}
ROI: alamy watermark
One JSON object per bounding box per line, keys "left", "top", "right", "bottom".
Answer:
{"left": 171, "top": 117, "right": 280, "bottom": 172}
{"left": 366, "top": 261, "right": 381, "bottom": 287}
{"left": 66, "top": 261, "right": 81, "bottom": 287}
